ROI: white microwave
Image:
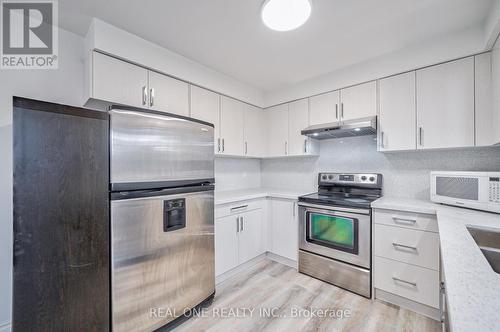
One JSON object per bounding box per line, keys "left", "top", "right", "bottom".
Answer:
{"left": 430, "top": 171, "right": 500, "bottom": 213}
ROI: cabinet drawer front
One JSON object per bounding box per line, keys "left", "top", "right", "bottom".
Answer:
{"left": 374, "top": 256, "right": 439, "bottom": 308}
{"left": 216, "top": 199, "right": 264, "bottom": 219}
{"left": 374, "top": 224, "right": 439, "bottom": 270}
{"left": 374, "top": 209, "right": 438, "bottom": 232}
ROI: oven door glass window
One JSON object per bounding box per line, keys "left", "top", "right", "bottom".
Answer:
{"left": 306, "top": 212, "right": 359, "bottom": 255}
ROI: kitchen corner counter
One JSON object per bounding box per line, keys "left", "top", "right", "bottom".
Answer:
{"left": 215, "top": 188, "right": 312, "bottom": 205}
{"left": 371, "top": 196, "right": 438, "bottom": 215}
{"left": 372, "top": 196, "right": 500, "bottom": 331}
{"left": 436, "top": 207, "right": 500, "bottom": 332}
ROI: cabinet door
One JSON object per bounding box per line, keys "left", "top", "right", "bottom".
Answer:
{"left": 244, "top": 105, "right": 266, "bottom": 157}
{"left": 265, "top": 104, "right": 289, "bottom": 157}
{"left": 220, "top": 96, "right": 245, "bottom": 155}
{"left": 190, "top": 85, "right": 220, "bottom": 153}
{"left": 270, "top": 199, "right": 298, "bottom": 261}
{"left": 475, "top": 53, "right": 493, "bottom": 146}
{"left": 340, "top": 81, "right": 377, "bottom": 121}
{"left": 309, "top": 90, "right": 340, "bottom": 125}
{"left": 148, "top": 71, "right": 189, "bottom": 116}
{"left": 92, "top": 52, "right": 148, "bottom": 108}
{"left": 215, "top": 215, "right": 239, "bottom": 276}
{"left": 288, "top": 99, "right": 309, "bottom": 156}
{"left": 416, "top": 57, "right": 474, "bottom": 149}
{"left": 238, "top": 209, "right": 264, "bottom": 264}
{"left": 379, "top": 72, "right": 416, "bottom": 151}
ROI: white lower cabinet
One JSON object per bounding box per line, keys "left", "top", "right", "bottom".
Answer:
{"left": 269, "top": 199, "right": 298, "bottom": 261}
{"left": 373, "top": 208, "right": 440, "bottom": 313}
{"left": 215, "top": 214, "right": 239, "bottom": 276}
{"left": 215, "top": 201, "right": 265, "bottom": 276}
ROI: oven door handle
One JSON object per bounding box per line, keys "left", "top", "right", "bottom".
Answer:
{"left": 298, "top": 202, "right": 370, "bottom": 215}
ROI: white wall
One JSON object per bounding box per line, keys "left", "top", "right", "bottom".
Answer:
{"left": 215, "top": 158, "right": 261, "bottom": 191}
{"left": 262, "top": 136, "right": 500, "bottom": 199}
{"left": 0, "top": 28, "right": 85, "bottom": 331}
{"left": 264, "top": 27, "right": 485, "bottom": 107}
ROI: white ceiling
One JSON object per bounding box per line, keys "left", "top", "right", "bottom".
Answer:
{"left": 59, "top": 0, "right": 494, "bottom": 92}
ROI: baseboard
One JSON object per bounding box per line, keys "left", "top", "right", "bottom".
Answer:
{"left": 0, "top": 321, "right": 11, "bottom": 332}
{"left": 215, "top": 253, "right": 267, "bottom": 285}
{"left": 265, "top": 252, "right": 297, "bottom": 269}
{"left": 374, "top": 288, "right": 441, "bottom": 321}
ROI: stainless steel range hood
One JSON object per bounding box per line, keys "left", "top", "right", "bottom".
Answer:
{"left": 301, "top": 116, "right": 377, "bottom": 140}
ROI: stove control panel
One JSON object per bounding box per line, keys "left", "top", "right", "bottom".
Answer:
{"left": 319, "top": 173, "right": 382, "bottom": 188}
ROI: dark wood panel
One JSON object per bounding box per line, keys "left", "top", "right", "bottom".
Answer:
{"left": 13, "top": 97, "right": 110, "bottom": 331}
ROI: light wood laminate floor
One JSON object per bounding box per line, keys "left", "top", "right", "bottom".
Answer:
{"left": 173, "top": 259, "right": 440, "bottom": 332}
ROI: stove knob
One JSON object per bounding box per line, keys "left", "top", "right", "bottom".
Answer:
{"left": 369, "top": 176, "right": 375, "bottom": 182}
{"left": 321, "top": 175, "right": 327, "bottom": 180}
{"left": 328, "top": 175, "right": 333, "bottom": 180}
{"left": 361, "top": 176, "right": 367, "bottom": 181}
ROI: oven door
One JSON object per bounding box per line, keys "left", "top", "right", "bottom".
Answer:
{"left": 299, "top": 203, "right": 371, "bottom": 269}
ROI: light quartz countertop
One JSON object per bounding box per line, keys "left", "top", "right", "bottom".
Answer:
{"left": 371, "top": 196, "right": 438, "bottom": 215}
{"left": 372, "top": 196, "right": 500, "bottom": 332}
{"left": 436, "top": 206, "right": 500, "bottom": 332}
{"left": 215, "top": 187, "right": 312, "bottom": 205}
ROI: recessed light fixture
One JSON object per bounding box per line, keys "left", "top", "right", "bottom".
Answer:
{"left": 261, "top": 0, "right": 312, "bottom": 32}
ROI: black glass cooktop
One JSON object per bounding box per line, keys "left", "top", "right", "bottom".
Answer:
{"left": 298, "top": 192, "right": 379, "bottom": 209}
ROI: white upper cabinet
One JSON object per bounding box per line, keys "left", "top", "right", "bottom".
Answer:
{"left": 190, "top": 85, "right": 220, "bottom": 153}
{"left": 148, "top": 71, "right": 189, "bottom": 116}
{"left": 288, "top": 99, "right": 310, "bottom": 156}
{"left": 309, "top": 91, "right": 340, "bottom": 125}
{"left": 90, "top": 51, "right": 189, "bottom": 116}
{"left": 266, "top": 104, "right": 289, "bottom": 157}
{"left": 416, "top": 57, "right": 474, "bottom": 149}
{"left": 475, "top": 53, "right": 494, "bottom": 146}
{"left": 92, "top": 52, "right": 148, "bottom": 108}
{"left": 340, "top": 81, "right": 377, "bottom": 121}
{"left": 220, "top": 96, "right": 245, "bottom": 155}
{"left": 244, "top": 105, "right": 266, "bottom": 157}
{"left": 379, "top": 72, "right": 416, "bottom": 151}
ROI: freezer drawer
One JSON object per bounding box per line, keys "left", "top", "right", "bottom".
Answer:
{"left": 110, "top": 107, "right": 214, "bottom": 190}
{"left": 111, "top": 187, "right": 215, "bottom": 332}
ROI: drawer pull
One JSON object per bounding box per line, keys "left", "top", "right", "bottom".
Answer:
{"left": 392, "top": 242, "right": 418, "bottom": 251}
{"left": 392, "top": 276, "right": 417, "bottom": 287}
{"left": 392, "top": 216, "right": 417, "bottom": 225}
{"left": 231, "top": 205, "right": 248, "bottom": 212}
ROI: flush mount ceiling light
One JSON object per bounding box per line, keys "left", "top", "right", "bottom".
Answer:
{"left": 261, "top": 0, "right": 312, "bottom": 32}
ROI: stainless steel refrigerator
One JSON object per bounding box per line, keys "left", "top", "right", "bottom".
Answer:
{"left": 109, "top": 107, "right": 215, "bottom": 332}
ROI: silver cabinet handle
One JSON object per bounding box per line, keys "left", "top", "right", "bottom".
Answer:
{"left": 392, "top": 217, "right": 417, "bottom": 225}
{"left": 222, "top": 138, "right": 225, "bottom": 152}
{"left": 245, "top": 141, "right": 248, "bottom": 155}
{"left": 419, "top": 126, "right": 423, "bottom": 146}
{"left": 293, "top": 202, "right": 296, "bottom": 217}
{"left": 149, "top": 87, "right": 155, "bottom": 107}
{"left": 240, "top": 217, "right": 244, "bottom": 232}
{"left": 392, "top": 276, "right": 417, "bottom": 287}
{"left": 380, "top": 131, "right": 385, "bottom": 149}
{"left": 217, "top": 138, "right": 221, "bottom": 153}
{"left": 285, "top": 141, "right": 288, "bottom": 155}
{"left": 236, "top": 217, "right": 239, "bottom": 233}
{"left": 230, "top": 205, "right": 248, "bottom": 212}
{"left": 335, "top": 104, "right": 339, "bottom": 120}
{"left": 340, "top": 102, "right": 344, "bottom": 119}
{"left": 304, "top": 139, "right": 307, "bottom": 153}
{"left": 142, "top": 86, "right": 148, "bottom": 106}
{"left": 392, "top": 242, "right": 418, "bottom": 251}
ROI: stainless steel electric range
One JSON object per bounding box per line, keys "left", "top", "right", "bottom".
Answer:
{"left": 298, "top": 173, "right": 382, "bottom": 298}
